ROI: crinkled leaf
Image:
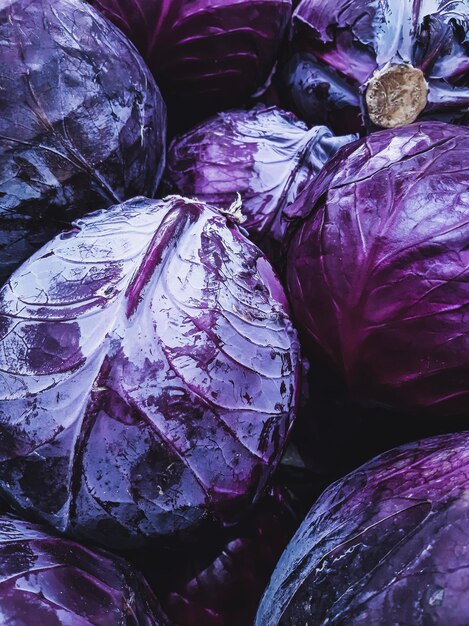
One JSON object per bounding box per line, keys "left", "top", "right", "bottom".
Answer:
{"left": 165, "top": 105, "right": 358, "bottom": 263}
{"left": 0, "top": 0, "right": 166, "bottom": 286}
{"left": 0, "top": 196, "right": 300, "bottom": 548}
{"left": 286, "top": 0, "right": 469, "bottom": 131}
{"left": 281, "top": 53, "right": 362, "bottom": 134}
{"left": 287, "top": 121, "right": 469, "bottom": 415}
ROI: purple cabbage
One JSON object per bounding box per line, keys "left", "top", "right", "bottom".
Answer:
{"left": 142, "top": 487, "right": 296, "bottom": 626}
{"left": 165, "top": 105, "right": 358, "bottom": 262}
{"left": 284, "top": 0, "right": 469, "bottom": 133}
{"left": 287, "top": 121, "right": 469, "bottom": 416}
{"left": 256, "top": 430, "right": 469, "bottom": 625}
{"left": 0, "top": 0, "right": 166, "bottom": 287}
{"left": 0, "top": 196, "right": 300, "bottom": 549}
{"left": 89, "top": 0, "right": 292, "bottom": 131}
{"left": 0, "top": 513, "right": 169, "bottom": 625}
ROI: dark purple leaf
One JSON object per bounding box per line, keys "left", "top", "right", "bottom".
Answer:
{"left": 286, "top": 121, "right": 469, "bottom": 415}
{"left": 0, "top": 513, "right": 170, "bottom": 625}
{"left": 256, "top": 431, "right": 469, "bottom": 625}
{"left": 89, "top": 0, "right": 292, "bottom": 132}
{"left": 141, "top": 487, "right": 296, "bottom": 626}
{"left": 0, "top": 0, "right": 166, "bottom": 287}
{"left": 284, "top": 0, "right": 469, "bottom": 132}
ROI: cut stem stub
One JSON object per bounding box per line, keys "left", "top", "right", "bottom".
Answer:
{"left": 365, "top": 63, "right": 428, "bottom": 129}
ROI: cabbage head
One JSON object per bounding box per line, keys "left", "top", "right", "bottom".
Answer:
{"left": 0, "top": 196, "right": 300, "bottom": 549}
{"left": 0, "top": 0, "right": 166, "bottom": 286}
{"left": 287, "top": 121, "right": 469, "bottom": 415}
{"left": 256, "top": 430, "right": 469, "bottom": 625}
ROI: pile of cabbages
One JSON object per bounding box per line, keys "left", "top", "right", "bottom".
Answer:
{"left": 0, "top": 0, "right": 468, "bottom": 624}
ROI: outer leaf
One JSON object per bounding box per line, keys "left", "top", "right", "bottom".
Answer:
{"left": 90, "top": 0, "right": 292, "bottom": 130}
{"left": 256, "top": 431, "right": 469, "bottom": 625}
{"left": 281, "top": 53, "right": 362, "bottom": 136}
{"left": 287, "top": 121, "right": 469, "bottom": 415}
{"left": 0, "top": 196, "right": 300, "bottom": 549}
{"left": 165, "top": 105, "right": 358, "bottom": 264}
{"left": 0, "top": 513, "right": 170, "bottom": 625}
{"left": 142, "top": 486, "right": 296, "bottom": 626}
{"left": 0, "top": 0, "right": 166, "bottom": 286}
{"left": 285, "top": 0, "right": 469, "bottom": 132}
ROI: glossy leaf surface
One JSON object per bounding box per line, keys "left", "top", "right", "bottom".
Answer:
{"left": 0, "top": 0, "right": 166, "bottom": 286}
{"left": 0, "top": 513, "right": 169, "bottom": 625}
{"left": 0, "top": 196, "right": 300, "bottom": 548}
{"left": 256, "top": 431, "right": 469, "bottom": 625}
{"left": 287, "top": 122, "right": 469, "bottom": 415}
